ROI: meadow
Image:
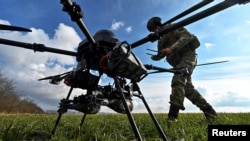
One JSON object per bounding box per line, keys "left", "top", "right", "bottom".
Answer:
{"left": 0, "top": 113, "right": 249, "bottom": 141}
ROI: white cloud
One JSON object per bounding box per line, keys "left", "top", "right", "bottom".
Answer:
{"left": 0, "top": 22, "right": 82, "bottom": 110}
{"left": 111, "top": 19, "right": 124, "bottom": 30}
{"left": 204, "top": 42, "right": 213, "bottom": 49}
{"left": 125, "top": 26, "right": 132, "bottom": 33}
{"left": 0, "top": 19, "right": 10, "bottom": 25}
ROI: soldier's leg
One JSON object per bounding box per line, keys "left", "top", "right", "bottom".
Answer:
{"left": 168, "top": 74, "right": 186, "bottom": 121}
{"left": 168, "top": 104, "right": 179, "bottom": 122}
{"left": 185, "top": 77, "right": 217, "bottom": 120}
{"left": 170, "top": 74, "right": 186, "bottom": 110}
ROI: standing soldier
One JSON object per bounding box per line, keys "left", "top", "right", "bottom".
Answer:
{"left": 147, "top": 17, "right": 217, "bottom": 122}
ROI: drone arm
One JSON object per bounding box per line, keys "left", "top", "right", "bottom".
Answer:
{"left": 131, "top": 0, "right": 250, "bottom": 49}
{"left": 159, "top": 0, "right": 250, "bottom": 37}
{"left": 0, "top": 24, "right": 32, "bottom": 32}
{"left": 163, "top": 0, "right": 214, "bottom": 25}
{"left": 32, "top": 43, "right": 77, "bottom": 56}
{"left": 60, "top": 0, "right": 96, "bottom": 47}
{"left": 131, "top": 33, "right": 159, "bottom": 48}
{"left": 0, "top": 38, "right": 77, "bottom": 56}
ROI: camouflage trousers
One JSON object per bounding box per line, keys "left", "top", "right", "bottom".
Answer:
{"left": 169, "top": 50, "right": 212, "bottom": 110}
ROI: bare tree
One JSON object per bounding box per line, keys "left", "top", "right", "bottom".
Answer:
{"left": 0, "top": 70, "right": 44, "bottom": 113}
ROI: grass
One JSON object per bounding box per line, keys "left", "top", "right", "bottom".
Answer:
{"left": 0, "top": 113, "right": 249, "bottom": 141}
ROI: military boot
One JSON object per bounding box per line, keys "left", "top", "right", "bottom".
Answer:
{"left": 167, "top": 104, "right": 180, "bottom": 122}
{"left": 201, "top": 105, "right": 218, "bottom": 120}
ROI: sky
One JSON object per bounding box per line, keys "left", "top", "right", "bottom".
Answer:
{"left": 0, "top": 0, "right": 250, "bottom": 114}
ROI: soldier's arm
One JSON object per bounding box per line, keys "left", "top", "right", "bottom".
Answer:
{"left": 169, "top": 28, "right": 194, "bottom": 52}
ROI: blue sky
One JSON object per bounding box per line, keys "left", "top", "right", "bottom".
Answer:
{"left": 0, "top": 0, "right": 250, "bottom": 113}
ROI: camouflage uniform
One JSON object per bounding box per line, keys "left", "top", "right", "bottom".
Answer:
{"left": 151, "top": 25, "right": 217, "bottom": 121}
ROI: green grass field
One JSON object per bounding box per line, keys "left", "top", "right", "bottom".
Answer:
{"left": 0, "top": 113, "right": 249, "bottom": 141}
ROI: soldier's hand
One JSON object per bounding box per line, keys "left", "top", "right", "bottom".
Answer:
{"left": 161, "top": 48, "right": 172, "bottom": 55}
{"left": 151, "top": 55, "right": 161, "bottom": 61}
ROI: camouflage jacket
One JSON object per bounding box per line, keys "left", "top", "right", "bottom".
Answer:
{"left": 152, "top": 26, "right": 200, "bottom": 66}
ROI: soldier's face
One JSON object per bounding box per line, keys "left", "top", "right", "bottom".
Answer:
{"left": 152, "top": 26, "right": 161, "bottom": 32}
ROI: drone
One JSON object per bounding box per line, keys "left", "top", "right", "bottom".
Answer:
{"left": 0, "top": 0, "right": 249, "bottom": 140}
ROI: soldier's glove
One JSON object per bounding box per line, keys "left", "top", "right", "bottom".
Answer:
{"left": 161, "top": 48, "right": 172, "bottom": 55}
{"left": 151, "top": 55, "right": 162, "bottom": 61}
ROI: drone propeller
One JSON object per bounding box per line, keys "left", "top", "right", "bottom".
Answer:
{"left": 145, "top": 64, "right": 190, "bottom": 76}
{"left": 38, "top": 71, "right": 72, "bottom": 81}
{"left": 0, "top": 24, "right": 32, "bottom": 32}
{"left": 38, "top": 71, "right": 72, "bottom": 85}
{"left": 145, "top": 60, "right": 229, "bottom": 75}
{"left": 196, "top": 60, "right": 229, "bottom": 66}
{"left": 146, "top": 49, "right": 229, "bottom": 66}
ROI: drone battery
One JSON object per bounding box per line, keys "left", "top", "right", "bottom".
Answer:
{"left": 108, "top": 43, "right": 147, "bottom": 82}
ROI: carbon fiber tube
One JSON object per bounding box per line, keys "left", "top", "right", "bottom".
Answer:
{"left": 163, "top": 0, "right": 214, "bottom": 25}
{"left": 0, "top": 38, "right": 77, "bottom": 56}
{"left": 0, "top": 24, "right": 32, "bottom": 32}
{"left": 131, "top": 0, "right": 250, "bottom": 48}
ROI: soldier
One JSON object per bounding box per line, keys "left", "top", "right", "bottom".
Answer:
{"left": 147, "top": 17, "right": 217, "bottom": 122}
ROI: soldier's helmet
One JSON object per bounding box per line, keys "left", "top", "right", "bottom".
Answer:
{"left": 146, "top": 17, "right": 162, "bottom": 32}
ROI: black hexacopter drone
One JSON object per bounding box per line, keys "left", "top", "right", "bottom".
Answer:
{"left": 0, "top": 0, "right": 249, "bottom": 140}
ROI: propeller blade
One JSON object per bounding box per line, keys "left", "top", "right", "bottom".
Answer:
{"left": 145, "top": 60, "right": 228, "bottom": 74}
{"left": 38, "top": 71, "right": 72, "bottom": 81}
{"left": 38, "top": 76, "right": 57, "bottom": 81}
{"left": 0, "top": 24, "right": 32, "bottom": 32}
{"left": 196, "top": 60, "right": 229, "bottom": 66}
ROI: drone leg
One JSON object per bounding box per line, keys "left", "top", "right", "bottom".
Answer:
{"left": 133, "top": 82, "right": 168, "bottom": 141}
{"left": 79, "top": 113, "right": 87, "bottom": 127}
{"left": 77, "top": 113, "right": 87, "bottom": 136}
{"left": 114, "top": 76, "right": 143, "bottom": 141}
{"left": 51, "top": 86, "right": 74, "bottom": 136}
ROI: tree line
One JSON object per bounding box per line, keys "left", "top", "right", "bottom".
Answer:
{"left": 0, "top": 70, "right": 44, "bottom": 114}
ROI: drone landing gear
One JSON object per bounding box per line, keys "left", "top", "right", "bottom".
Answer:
{"left": 51, "top": 86, "right": 74, "bottom": 136}
{"left": 113, "top": 76, "right": 168, "bottom": 141}
{"left": 50, "top": 76, "right": 168, "bottom": 141}
{"left": 130, "top": 80, "right": 168, "bottom": 141}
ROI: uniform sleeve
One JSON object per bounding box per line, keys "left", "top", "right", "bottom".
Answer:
{"left": 169, "top": 27, "right": 194, "bottom": 52}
